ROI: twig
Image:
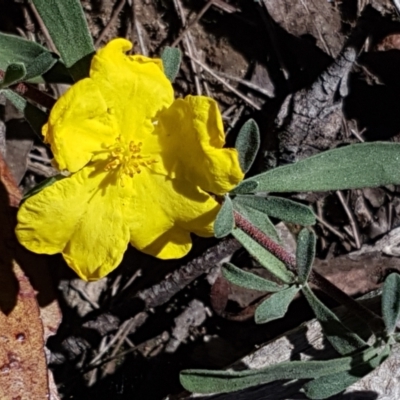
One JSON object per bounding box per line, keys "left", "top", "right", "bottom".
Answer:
{"left": 95, "top": 0, "right": 127, "bottom": 47}
{"left": 135, "top": 238, "right": 241, "bottom": 309}
{"left": 171, "top": 0, "right": 214, "bottom": 48}
{"left": 28, "top": 2, "right": 58, "bottom": 53}
{"left": 172, "top": 0, "right": 203, "bottom": 94}
{"left": 315, "top": 213, "right": 356, "bottom": 248}
{"left": 216, "top": 70, "right": 273, "bottom": 97}
{"left": 233, "top": 211, "right": 384, "bottom": 332}
{"left": 351, "top": 127, "right": 366, "bottom": 142}
{"left": 134, "top": 17, "right": 147, "bottom": 56}
{"left": 89, "top": 313, "right": 147, "bottom": 366}
{"left": 226, "top": 104, "right": 245, "bottom": 135}
{"left": 186, "top": 54, "right": 262, "bottom": 110}
{"left": 336, "top": 190, "right": 362, "bottom": 249}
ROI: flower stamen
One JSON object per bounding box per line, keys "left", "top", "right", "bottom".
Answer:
{"left": 104, "top": 138, "right": 157, "bottom": 180}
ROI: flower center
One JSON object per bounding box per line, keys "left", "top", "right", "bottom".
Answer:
{"left": 104, "top": 138, "right": 157, "bottom": 179}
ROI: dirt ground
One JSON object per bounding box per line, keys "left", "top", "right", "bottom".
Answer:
{"left": 2, "top": 0, "right": 400, "bottom": 399}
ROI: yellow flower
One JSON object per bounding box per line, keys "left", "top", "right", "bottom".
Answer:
{"left": 16, "top": 38, "right": 244, "bottom": 281}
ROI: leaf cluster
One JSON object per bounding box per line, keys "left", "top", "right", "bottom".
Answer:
{"left": 183, "top": 118, "right": 400, "bottom": 398}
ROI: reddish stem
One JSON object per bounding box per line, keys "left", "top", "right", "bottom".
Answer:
{"left": 0, "top": 69, "right": 56, "bottom": 110}
{"left": 233, "top": 210, "right": 384, "bottom": 332}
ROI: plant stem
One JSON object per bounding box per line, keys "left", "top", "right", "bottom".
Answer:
{"left": 0, "top": 70, "right": 56, "bottom": 109}
{"left": 233, "top": 211, "right": 385, "bottom": 332}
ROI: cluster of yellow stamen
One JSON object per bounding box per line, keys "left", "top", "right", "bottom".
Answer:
{"left": 104, "top": 138, "right": 157, "bottom": 179}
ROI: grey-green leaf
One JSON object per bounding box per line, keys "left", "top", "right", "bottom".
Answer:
{"left": 222, "top": 262, "right": 287, "bottom": 292}
{"left": 32, "top": 0, "right": 95, "bottom": 81}
{"left": 303, "top": 345, "right": 390, "bottom": 399}
{"left": 302, "top": 285, "right": 367, "bottom": 355}
{"left": 382, "top": 272, "right": 400, "bottom": 334}
{"left": 2, "top": 89, "right": 48, "bottom": 138}
{"left": 248, "top": 142, "right": 400, "bottom": 193}
{"left": 22, "top": 174, "right": 66, "bottom": 202}
{"left": 161, "top": 47, "right": 181, "bottom": 82}
{"left": 180, "top": 347, "right": 377, "bottom": 394}
{"left": 296, "top": 229, "right": 315, "bottom": 283}
{"left": 232, "top": 228, "right": 295, "bottom": 284}
{"left": 214, "top": 196, "right": 235, "bottom": 238}
{"left": 235, "top": 119, "right": 260, "bottom": 173}
{"left": 0, "top": 63, "right": 26, "bottom": 88}
{"left": 234, "top": 195, "right": 315, "bottom": 226}
{"left": 232, "top": 200, "right": 279, "bottom": 242}
{"left": 255, "top": 285, "right": 299, "bottom": 323}
{"left": 0, "top": 32, "right": 59, "bottom": 81}
{"left": 230, "top": 179, "right": 259, "bottom": 194}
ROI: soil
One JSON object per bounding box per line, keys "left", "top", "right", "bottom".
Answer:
{"left": 1, "top": 0, "right": 400, "bottom": 399}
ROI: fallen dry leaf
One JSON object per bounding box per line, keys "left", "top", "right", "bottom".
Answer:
{"left": 0, "top": 152, "right": 61, "bottom": 400}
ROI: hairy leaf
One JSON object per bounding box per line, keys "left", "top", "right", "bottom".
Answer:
{"left": 382, "top": 272, "right": 400, "bottom": 334}
{"left": 222, "top": 262, "right": 287, "bottom": 292}
{"left": 303, "top": 346, "right": 390, "bottom": 399}
{"left": 2, "top": 90, "right": 48, "bottom": 137}
{"left": 296, "top": 229, "right": 315, "bottom": 283}
{"left": 0, "top": 32, "right": 58, "bottom": 80}
{"left": 0, "top": 63, "right": 26, "bottom": 88}
{"left": 302, "top": 285, "right": 367, "bottom": 354}
{"left": 32, "top": 0, "right": 94, "bottom": 81}
{"left": 232, "top": 228, "right": 295, "bottom": 284}
{"left": 214, "top": 196, "right": 235, "bottom": 238}
{"left": 161, "top": 47, "right": 181, "bottom": 82}
{"left": 255, "top": 285, "right": 299, "bottom": 324}
{"left": 235, "top": 119, "right": 260, "bottom": 173}
{"left": 234, "top": 195, "right": 315, "bottom": 226}
{"left": 248, "top": 143, "right": 400, "bottom": 193}
{"left": 230, "top": 179, "right": 259, "bottom": 194}
{"left": 180, "top": 347, "right": 379, "bottom": 394}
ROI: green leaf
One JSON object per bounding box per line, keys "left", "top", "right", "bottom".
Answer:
{"left": 214, "top": 196, "right": 235, "bottom": 238}
{"left": 0, "top": 63, "right": 26, "bottom": 88}
{"left": 255, "top": 285, "right": 299, "bottom": 324}
{"left": 230, "top": 179, "right": 258, "bottom": 194}
{"left": 303, "top": 345, "right": 390, "bottom": 399}
{"left": 235, "top": 119, "right": 260, "bottom": 173}
{"left": 0, "top": 32, "right": 58, "bottom": 81}
{"left": 22, "top": 174, "right": 66, "bottom": 202}
{"left": 232, "top": 228, "right": 295, "bottom": 284}
{"left": 161, "top": 47, "right": 181, "bottom": 82}
{"left": 2, "top": 89, "right": 48, "bottom": 137}
{"left": 180, "top": 347, "right": 379, "bottom": 394}
{"left": 296, "top": 229, "right": 315, "bottom": 283}
{"left": 302, "top": 285, "right": 367, "bottom": 355}
{"left": 248, "top": 143, "right": 400, "bottom": 193}
{"left": 32, "top": 0, "right": 95, "bottom": 81}
{"left": 234, "top": 195, "right": 315, "bottom": 226}
{"left": 232, "top": 200, "right": 279, "bottom": 242}
{"left": 382, "top": 272, "right": 400, "bottom": 334}
{"left": 222, "top": 262, "right": 287, "bottom": 292}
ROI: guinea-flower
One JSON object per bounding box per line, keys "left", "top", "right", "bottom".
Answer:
{"left": 15, "top": 38, "right": 243, "bottom": 281}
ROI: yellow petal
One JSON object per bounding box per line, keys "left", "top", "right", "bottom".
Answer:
{"left": 153, "top": 95, "right": 244, "bottom": 195}
{"left": 16, "top": 165, "right": 130, "bottom": 281}
{"left": 127, "top": 170, "right": 220, "bottom": 259}
{"left": 44, "top": 38, "right": 174, "bottom": 173}
{"left": 142, "top": 228, "right": 192, "bottom": 260}
{"left": 90, "top": 38, "right": 174, "bottom": 142}
{"left": 43, "top": 78, "right": 119, "bottom": 172}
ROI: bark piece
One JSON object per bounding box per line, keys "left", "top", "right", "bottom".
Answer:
{"left": 274, "top": 46, "right": 357, "bottom": 165}
{"left": 262, "top": 0, "right": 344, "bottom": 58}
